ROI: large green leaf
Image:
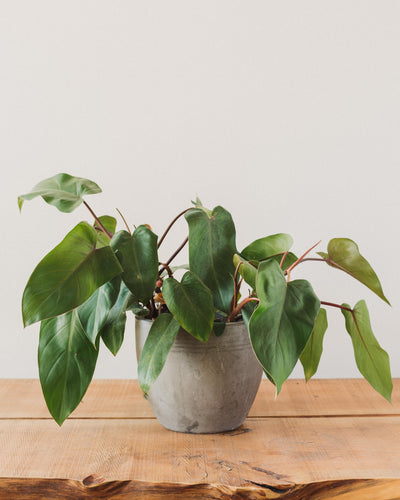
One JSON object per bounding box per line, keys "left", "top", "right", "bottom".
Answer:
{"left": 99, "top": 281, "right": 133, "bottom": 355}
{"left": 249, "top": 260, "right": 320, "bottom": 394}
{"left": 38, "top": 309, "right": 99, "bottom": 425}
{"left": 111, "top": 226, "right": 158, "bottom": 305}
{"left": 341, "top": 300, "right": 392, "bottom": 402}
{"left": 18, "top": 173, "right": 101, "bottom": 213}
{"left": 300, "top": 308, "right": 328, "bottom": 381}
{"left": 22, "top": 222, "right": 123, "bottom": 327}
{"left": 241, "top": 233, "right": 293, "bottom": 261}
{"left": 162, "top": 271, "right": 214, "bottom": 342}
{"left": 318, "top": 238, "right": 390, "bottom": 305}
{"left": 138, "top": 314, "right": 180, "bottom": 396}
{"left": 185, "top": 206, "right": 237, "bottom": 314}
{"left": 77, "top": 277, "right": 121, "bottom": 345}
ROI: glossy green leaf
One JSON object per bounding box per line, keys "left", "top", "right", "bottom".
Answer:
{"left": 266, "top": 252, "right": 298, "bottom": 270}
{"left": 138, "top": 314, "right": 180, "bottom": 396}
{"left": 22, "top": 222, "right": 123, "bottom": 327}
{"left": 300, "top": 308, "right": 328, "bottom": 381}
{"left": 38, "top": 309, "right": 98, "bottom": 425}
{"left": 162, "top": 271, "right": 214, "bottom": 342}
{"left": 128, "top": 303, "right": 150, "bottom": 317}
{"left": 99, "top": 282, "right": 133, "bottom": 355}
{"left": 18, "top": 173, "right": 101, "bottom": 213}
{"left": 111, "top": 226, "right": 158, "bottom": 305}
{"left": 249, "top": 260, "right": 320, "bottom": 394}
{"left": 318, "top": 238, "right": 390, "bottom": 305}
{"left": 77, "top": 277, "right": 121, "bottom": 345}
{"left": 185, "top": 206, "right": 237, "bottom": 313}
{"left": 241, "top": 233, "right": 293, "bottom": 261}
{"left": 341, "top": 300, "right": 392, "bottom": 402}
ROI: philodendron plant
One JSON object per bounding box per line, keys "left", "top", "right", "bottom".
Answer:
{"left": 19, "top": 174, "right": 392, "bottom": 424}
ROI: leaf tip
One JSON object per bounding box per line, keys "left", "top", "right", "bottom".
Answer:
{"left": 17, "top": 196, "right": 24, "bottom": 212}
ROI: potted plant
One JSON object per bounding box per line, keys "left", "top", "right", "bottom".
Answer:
{"left": 19, "top": 173, "right": 392, "bottom": 432}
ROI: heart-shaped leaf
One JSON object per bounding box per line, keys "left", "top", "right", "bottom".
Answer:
{"left": 99, "top": 281, "right": 134, "bottom": 355}
{"left": 162, "top": 271, "right": 214, "bottom": 342}
{"left": 94, "top": 215, "right": 117, "bottom": 247}
{"left": 241, "top": 233, "right": 293, "bottom": 261}
{"left": 111, "top": 226, "right": 158, "bottom": 305}
{"left": 38, "top": 309, "right": 99, "bottom": 425}
{"left": 249, "top": 260, "right": 320, "bottom": 394}
{"left": 341, "top": 300, "right": 392, "bottom": 402}
{"left": 318, "top": 238, "right": 390, "bottom": 305}
{"left": 138, "top": 314, "right": 180, "bottom": 396}
{"left": 18, "top": 173, "right": 101, "bottom": 213}
{"left": 185, "top": 206, "right": 237, "bottom": 314}
{"left": 300, "top": 308, "right": 328, "bottom": 381}
{"left": 77, "top": 277, "right": 121, "bottom": 345}
{"left": 22, "top": 222, "right": 123, "bottom": 327}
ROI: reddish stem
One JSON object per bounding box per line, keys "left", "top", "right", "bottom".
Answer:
{"left": 227, "top": 297, "right": 260, "bottom": 322}
{"left": 83, "top": 201, "right": 112, "bottom": 239}
{"left": 320, "top": 301, "right": 353, "bottom": 312}
{"left": 157, "top": 208, "right": 192, "bottom": 248}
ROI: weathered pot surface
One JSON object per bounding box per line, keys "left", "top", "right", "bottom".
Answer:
{"left": 135, "top": 317, "right": 263, "bottom": 434}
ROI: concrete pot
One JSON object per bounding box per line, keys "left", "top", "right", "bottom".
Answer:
{"left": 135, "top": 318, "right": 263, "bottom": 434}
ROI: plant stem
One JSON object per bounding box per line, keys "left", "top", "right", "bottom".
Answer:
{"left": 83, "top": 201, "right": 112, "bottom": 240}
{"left": 157, "top": 208, "right": 192, "bottom": 248}
{"left": 320, "top": 301, "right": 353, "bottom": 312}
{"left": 115, "top": 208, "right": 131, "bottom": 235}
{"left": 227, "top": 297, "right": 260, "bottom": 322}
{"left": 286, "top": 240, "right": 321, "bottom": 281}
{"left": 229, "top": 261, "right": 243, "bottom": 316}
{"left": 159, "top": 262, "right": 173, "bottom": 278}
{"left": 158, "top": 236, "right": 189, "bottom": 276}
{"left": 280, "top": 251, "right": 289, "bottom": 268}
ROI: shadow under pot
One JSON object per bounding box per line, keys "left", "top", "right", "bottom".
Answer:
{"left": 135, "top": 318, "right": 263, "bottom": 434}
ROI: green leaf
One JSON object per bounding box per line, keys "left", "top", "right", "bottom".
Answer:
{"left": 341, "top": 300, "right": 392, "bottom": 402}
{"left": 249, "top": 260, "right": 320, "bottom": 394}
{"left": 22, "top": 222, "right": 123, "bottom": 327}
{"left": 99, "top": 281, "right": 133, "bottom": 355}
{"left": 162, "top": 271, "right": 214, "bottom": 342}
{"left": 111, "top": 226, "right": 158, "bottom": 305}
{"left": 213, "top": 321, "right": 226, "bottom": 337}
{"left": 241, "top": 233, "right": 293, "bottom": 261}
{"left": 185, "top": 206, "right": 237, "bottom": 313}
{"left": 318, "top": 238, "right": 390, "bottom": 305}
{"left": 18, "top": 173, "right": 101, "bottom": 213}
{"left": 138, "top": 314, "right": 180, "bottom": 396}
{"left": 77, "top": 277, "right": 121, "bottom": 345}
{"left": 300, "top": 308, "right": 328, "bottom": 381}
{"left": 233, "top": 254, "right": 257, "bottom": 290}
{"left": 38, "top": 309, "right": 98, "bottom": 425}
{"left": 94, "top": 215, "right": 117, "bottom": 247}
{"left": 128, "top": 303, "right": 150, "bottom": 317}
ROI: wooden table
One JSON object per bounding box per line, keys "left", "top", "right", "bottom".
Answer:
{"left": 0, "top": 379, "right": 399, "bottom": 499}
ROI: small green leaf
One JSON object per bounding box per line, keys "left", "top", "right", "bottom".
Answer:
{"left": 162, "top": 271, "right": 214, "bottom": 342}
{"left": 38, "top": 310, "right": 98, "bottom": 425}
{"left": 128, "top": 303, "right": 150, "bottom": 317}
{"left": 185, "top": 206, "right": 237, "bottom": 314}
{"left": 241, "top": 233, "right": 293, "bottom": 261}
{"left": 233, "top": 254, "right": 257, "bottom": 290}
{"left": 18, "top": 173, "right": 101, "bottom": 213}
{"left": 249, "top": 260, "right": 320, "bottom": 394}
{"left": 341, "top": 300, "right": 392, "bottom": 402}
{"left": 138, "top": 314, "right": 180, "bottom": 396}
{"left": 213, "top": 321, "right": 226, "bottom": 337}
{"left": 77, "top": 277, "right": 121, "bottom": 345}
{"left": 22, "top": 222, "right": 123, "bottom": 327}
{"left": 99, "top": 282, "right": 133, "bottom": 355}
{"left": 318, "top": 238, "right": 390, "bottom": 305}
{"left": 94, "top": 215, "right": 117, "bottom": 247}
{"left": 111, "top": 226, "right": 158, "bottom": 305}
{"left": 300, "top": 308, "right": 328, "bottom": 381}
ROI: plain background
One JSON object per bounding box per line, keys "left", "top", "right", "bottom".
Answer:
{"left": 1, "top": 1, "right": 399, "bottom": 382}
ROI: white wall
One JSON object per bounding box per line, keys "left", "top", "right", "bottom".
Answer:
{"left": 1, "top": 1, "right": 399, "bottom": 380}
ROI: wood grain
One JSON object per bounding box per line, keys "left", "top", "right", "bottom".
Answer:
{"left": 0, "top": 378, "right": 398, "bottom": 419}
{"left": 0, "top": 379, "right": 399, "bottom": 498}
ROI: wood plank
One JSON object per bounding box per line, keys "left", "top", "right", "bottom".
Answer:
{"left": 0, "top": 417, "right": 399, "bottom": 485}
{"left": 1, "top": 477, "right": 400, "bottom": 499}
{"left": 0, "top": 379, "right": 399, "bottom": 419}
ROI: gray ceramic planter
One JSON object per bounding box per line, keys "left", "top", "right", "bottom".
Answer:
{"left": 135, "top": 318, "right": 263, "bottom": 434}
